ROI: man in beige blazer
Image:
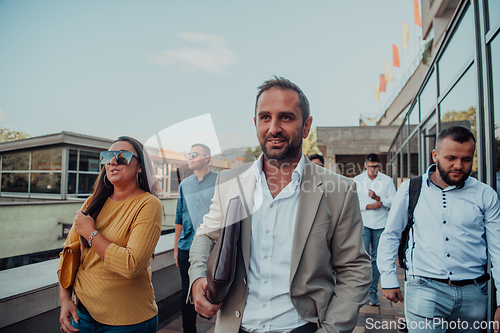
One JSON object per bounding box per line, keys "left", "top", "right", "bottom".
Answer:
{"left": 189, "top": 76, "right": 371, "bottom": 333}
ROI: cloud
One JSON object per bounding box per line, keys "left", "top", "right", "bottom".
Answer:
{"left": 148, "top": 32, "right": 237, "bottom": 75}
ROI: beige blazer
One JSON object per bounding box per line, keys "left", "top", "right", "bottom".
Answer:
{"left": 188, "top": 159, "right": 371, "bottom": 333}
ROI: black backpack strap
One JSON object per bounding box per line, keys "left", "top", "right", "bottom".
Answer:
{"left": 397, "top": 175, "right": 423, "bottom": 269}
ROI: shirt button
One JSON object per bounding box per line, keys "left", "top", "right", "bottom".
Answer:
{"left": 235, "top": 310, "right": 241, "bottom": 318}
{"left": 450, "top": 272, "right": 453, "bottom": 275}
{"left": 270, "top": 204, "right": 273, "bottom": 208}
{"left": 445, "top": 237, "right": 449, "bottom": 241}
{"left": 264, "top": 255, "right": 268, "bottom": 259}
{"left": 262, "top": 304, "right": 266, "bottom": 308}
{"left": 264, "top": 280, "right": 268, "bottom": 284}
{"left": 447, "top": 254, "right": 450, "bottom": 257}
{"left": 266, "top": 230, "right": 270, "bottom": 233}
{"left": 262, "top": 325, "right": 266, "bottom": 328}
{"left": 443, "top": 221, "right": 446, "bottom": 224}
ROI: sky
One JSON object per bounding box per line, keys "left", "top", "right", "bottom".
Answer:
{"left": 0, "top": 0, "right": 423, "bottom": 153}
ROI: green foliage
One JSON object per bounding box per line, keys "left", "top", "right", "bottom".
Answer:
{"left": 0, "top": 128, "right": 30, "bottom": 143}
{"left": 302, "top": 127, "right": 321, "bottom": 156}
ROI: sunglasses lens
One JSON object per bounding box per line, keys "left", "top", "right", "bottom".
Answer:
{"left": 117, "top": 151, "right": 133, "bottom": 165}
{"left": 188, "top": 152, "right": 198, "bottom": 158}
{"left": 100, "top": 151, "right": 134, "bottom": 165}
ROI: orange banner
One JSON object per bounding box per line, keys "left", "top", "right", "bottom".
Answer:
{"left": 375, "top": 85, "right": 380, "bottom": 102}
{"left": 393, "top": 44, "right": 400, "bottom": 67}
{"left": 414, "top": 0, "right": 422, "bottom": 27}
{"left": 380, "top": 74, "right": 387, "bottom": 92}
{"left": 402, "top": 21, "right": 410, "bottom": 51}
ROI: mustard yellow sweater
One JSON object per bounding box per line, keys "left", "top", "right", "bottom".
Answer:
{"left": 58, "top": 192, "right": 163, "bottom": 325}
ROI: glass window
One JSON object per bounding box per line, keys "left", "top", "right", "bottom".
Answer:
{"left": 401, "top": 145, "right": 408, "bottom": 182}
{"left": 490, "top": 34, "right": 500, "bottom": 193}
{"left": 488, "top": 0, "right": 500, "bottom": 31}
{"left": 79, "top": 151, "right": 100, "bottom": 172}
{"left": 68, "top": 173, "right": 77, "bottom": 194}
{"left": 2, "top": 152, "right": 29, "bottom": 171}
{"left": 69, "top": 149, "right": 78, "bottom": 171}
{"left": 438, "top": 7, "right": 474, "bottom": 94}
{"left": 420, "top": 71, "right": 437, "bottom": 117}
{"left": 154, "top": 161, "right": 165, "bottom": 176}
{"left": 30, "top": 173, "right": 61, "bottom": 194}
{"left": 32, "top": 148, "right": 62, "bottom": 171}
{"left": 79, "top": 174, "right": 98, "bottom": 194}
{"left": 409, "top": 100, "right": 420, "bottom": 126}
{"left": 1, "top": 173, "right": 29, "bottom": 192}
{"left": 439, "top": 66, "right": 477, "bottom": 161}
{"left": 409, "top": 134, "right": 419, "bottom": 177}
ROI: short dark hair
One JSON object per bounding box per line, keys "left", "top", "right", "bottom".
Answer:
{"left": 255, "top": 76, "right": 310, "bottom": 124}
{"left": 436, "top": 126, "right": 476, "bottom": 151}
{"left": 191, "top": 143, "right": 211, "bottom": 157}
{"left": 365, "top": 153, "right": 380, "bottom": 164}
{"left": 309, "top": 154, "right": 324, "bottom": 165}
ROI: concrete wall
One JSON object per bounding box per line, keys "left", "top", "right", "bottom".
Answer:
{"left": 0, "top": 198, "right": 178, "bottom": 260}
{"left": 0, "top": 234, "right": 181, "bottom": 332}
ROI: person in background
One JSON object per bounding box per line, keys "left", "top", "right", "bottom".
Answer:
{"left": 353, "top": 153, "right": 396, "bottom": 306}
{"left": 174, "top": 143, "right": 217, "bottom": 333}
{"left": 58, "top": 136, "right": 162, "bottom": 333}
{"left": 308, "top": 153, "right": 325, "bottom": 167}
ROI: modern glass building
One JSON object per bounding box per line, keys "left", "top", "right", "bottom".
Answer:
{"left": 388, "top": 0, "right": 500, "bottom": 189}
{"left": 0, "top": 131, "right": 230, "bottom": 200}
{"left": 387, "top": 0, "right": 500, "bottom": 323}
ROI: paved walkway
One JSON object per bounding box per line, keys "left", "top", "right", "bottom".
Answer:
{"left": 158, "top": 268, "right": 406, "bottom": 333}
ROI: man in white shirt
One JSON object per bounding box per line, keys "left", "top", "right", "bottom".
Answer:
{"left": 188, "top": 76, "right": 371, "bottom": 333}
{"left": 354, "top": 153, "right": 396, "bottom": 306}
{"left": 378, "top": 126, "right": 500, "bottom": 333}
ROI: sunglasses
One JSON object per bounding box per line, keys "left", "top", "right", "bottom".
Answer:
{"left": 186, "top": 152, "right": 205, "bottom": 159}
{"left": 100, "top": 151, "right": 139, "bottom": 165}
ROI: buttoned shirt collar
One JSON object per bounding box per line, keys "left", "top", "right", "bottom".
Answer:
{"left": 425, "top": 164, "right": 466, "bottom": 190}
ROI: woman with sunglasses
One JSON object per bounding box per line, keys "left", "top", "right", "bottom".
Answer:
{"left": 57, "top": 136, "right": 162, "bottom": 333}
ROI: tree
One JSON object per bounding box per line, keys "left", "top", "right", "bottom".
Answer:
{"left": 302, "top": 127, "right": 321, "bottom": 156}
{"left": 0, "top": 128, "right": 30, "bottom": 143}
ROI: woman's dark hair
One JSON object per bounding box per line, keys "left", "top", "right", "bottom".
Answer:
{"left": 84, "top": 136, "right": 158, "bottom": 228}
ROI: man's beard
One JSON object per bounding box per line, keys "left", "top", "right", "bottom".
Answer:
{"left": 437, "top": 160, "right": 471, "bottom": 186}
{"left": 259, "top": 132, "right": 302, "bottom": 165}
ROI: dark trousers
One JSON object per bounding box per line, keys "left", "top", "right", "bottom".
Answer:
{"left": 178, "top": 249, "right": 197, "bottom": 333}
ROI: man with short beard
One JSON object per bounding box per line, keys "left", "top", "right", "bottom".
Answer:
{"left": 188, "top": 76, "right": 371, "bottom": 333}
{"left": 377, "top": 126, "right": 500, "bottom": 333}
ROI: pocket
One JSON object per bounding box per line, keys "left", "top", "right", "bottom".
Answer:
{"left": 406, "top": 276, "right": 428, "bottom": 286}
{"left": 475, "top": 281, "right": 488, "bottom": 296}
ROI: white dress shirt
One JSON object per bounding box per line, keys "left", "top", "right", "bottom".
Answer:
{"left": 377, "top": 165, "right": 500, "bottom": 301}
{"left": 353, "top": 171, "right": 396, "bottom": 229}
{"left": 240, "top": 154, "right": 308, "bottom": 332}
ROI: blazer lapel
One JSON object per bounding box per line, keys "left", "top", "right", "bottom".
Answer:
{"left": 237, "top": 165, "right": 256, "bottom": 276}
{"left": 290, "top": 161, "right": 324, "bottom": 282}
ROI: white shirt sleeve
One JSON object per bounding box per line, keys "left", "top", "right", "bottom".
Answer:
{"left": 381, "top": 178, "right": 397, "bottom": 209}
{"left": 483, "top": 187, "right": 500, "bottom": 302}
{"left": 377, "top": 180, "right": 410, "bottom": 289}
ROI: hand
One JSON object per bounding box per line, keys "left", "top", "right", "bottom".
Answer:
{"left": 367, "top": 201, "right": 383, "bottom": 210}
{"left": 368, "top": 190, "right": 381, "bottom": 201}
{"left": 74, "top": 210, "right": 96, "bottom": 240}
{"left": 174, "top": 248, "right": 179, "bottom": 267}
{"left": 382, "top": 288, "right": 403, "bottom": 303}
{"left": 494, "top": 306, "right": 500, "bottom": 333}
{"left": 192, "top": 277, "right": 222, "bottom": 318}
{"left": 59, "top": 297, "right": 80, "bottom": 332}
